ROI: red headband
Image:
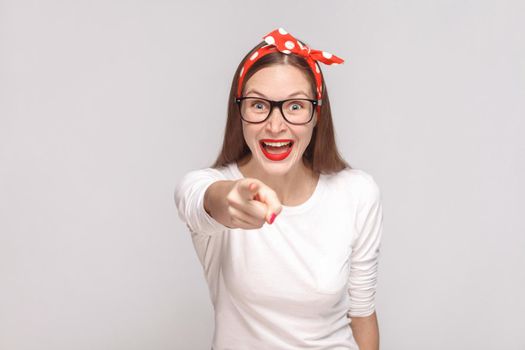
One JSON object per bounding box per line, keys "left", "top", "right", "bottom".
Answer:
{"left": 236, "top": 27, "right": 345, "bottom": 115}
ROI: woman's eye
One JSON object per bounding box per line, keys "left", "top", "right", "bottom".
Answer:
{"left": 288, "top": 102, "right": 304, "bottom": 111}
{"left": 250, "top": 101, "right": 266, "bottom": 110}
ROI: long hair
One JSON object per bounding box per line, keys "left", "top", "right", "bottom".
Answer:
{"left": 210, "top": 40, "right": 351, "bottom": 174}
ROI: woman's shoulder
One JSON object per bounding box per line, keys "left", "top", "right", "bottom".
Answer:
{"left": 180, "top": 162, "right": 239, "bottom": 181}
{"left": 324, "top": 167, "right": 381, "bottom": 202}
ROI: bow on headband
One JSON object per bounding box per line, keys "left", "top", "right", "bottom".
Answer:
{"left": 236, "top": 27, "right": 345, "bottom": 113}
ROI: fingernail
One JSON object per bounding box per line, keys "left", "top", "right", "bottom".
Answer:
{"left": 269, "top": 213, "right": 277, "bottom": 224}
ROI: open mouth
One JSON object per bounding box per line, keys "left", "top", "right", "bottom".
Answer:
{"left": 259, "top": 140, "right": 294, "bottom": 154}
{"left": 259, "top": 139, "right": 294, "bottom": 161}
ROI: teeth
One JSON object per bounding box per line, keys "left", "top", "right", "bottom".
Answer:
{"left": 262, "top": 141, "right": 292, "bottom": 147}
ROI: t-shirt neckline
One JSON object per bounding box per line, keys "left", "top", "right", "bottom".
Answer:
{"left": 230, "top": 161, "right": 325, "bottom": 215}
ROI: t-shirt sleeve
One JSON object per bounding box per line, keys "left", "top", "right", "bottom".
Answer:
{"left": 347, "top": 174, "right": 384, "bottom": 318}
{"left": 174, "top": 167, "right": 231, "bottom": 236}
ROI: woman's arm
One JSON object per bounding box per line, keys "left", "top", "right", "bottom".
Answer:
{"left": 350, "top": 311, "right": 379, "bottom": 350}
{"left": 347, "top": 173, "right": 383, "bottom": 349}
{"left": 174, "top": 168, "right": 232, "bottom": 235}
{"left": 204, "top": 179, "right": 236, "bottom": 227}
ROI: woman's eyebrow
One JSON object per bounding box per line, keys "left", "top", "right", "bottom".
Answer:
{"left": 245, "top": 89, "right": 310, "bottom": 98}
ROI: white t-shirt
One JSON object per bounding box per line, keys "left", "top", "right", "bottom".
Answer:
{"left": 174, "top": 161, "right": 384, "bottom": 350}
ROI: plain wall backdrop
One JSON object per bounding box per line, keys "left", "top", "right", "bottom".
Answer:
{"left": 1, "top": 0, "right": 524, "bottom": 349}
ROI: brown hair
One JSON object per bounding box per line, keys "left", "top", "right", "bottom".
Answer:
{"left": 210, "top": 40, "right": 351, "bottom": 175}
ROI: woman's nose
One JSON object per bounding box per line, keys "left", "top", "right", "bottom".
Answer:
{"left": 265, "top": 107, "right": 287, "bottom": 132}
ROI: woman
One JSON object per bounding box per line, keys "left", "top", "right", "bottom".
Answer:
{"left": 175, "top": 28, "right": 383, "bottom": 350}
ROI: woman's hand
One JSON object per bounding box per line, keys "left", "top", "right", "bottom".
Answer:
{"left": 224, "top": 178, "right": 283, "bottom": 229}
{"left": 204, "top": 178, "right": 283, "bottom": 229}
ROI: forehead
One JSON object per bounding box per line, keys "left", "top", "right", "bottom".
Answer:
{"left": 243, "top": 64, "right": 313, "bottom": 98}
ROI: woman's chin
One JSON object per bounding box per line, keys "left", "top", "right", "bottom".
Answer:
{"left": 256, "top": 150, "right": 301, "bottom": 174}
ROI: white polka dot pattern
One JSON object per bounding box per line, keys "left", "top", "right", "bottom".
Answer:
{"left": 236, "top": 27, "right": 345, "bottom": 113}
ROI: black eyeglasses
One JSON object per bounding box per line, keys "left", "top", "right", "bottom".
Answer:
{"left": 235, "top": 96, "right": 322, "bottom": 125}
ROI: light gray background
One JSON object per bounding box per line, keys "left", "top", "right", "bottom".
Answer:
{"left": 1, "top": 1, "right": 524, "bottom": 349}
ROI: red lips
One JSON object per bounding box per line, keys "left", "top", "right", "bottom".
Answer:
{"left": 260, "top": 138, "right": 294, "bottom": 143}
{"left": 259, "top": 139, "right": 294, "bottom": 161}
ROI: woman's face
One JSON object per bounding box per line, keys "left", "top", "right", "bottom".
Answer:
{"left": 241, "top": 64, "right": 317, "bottom": 175}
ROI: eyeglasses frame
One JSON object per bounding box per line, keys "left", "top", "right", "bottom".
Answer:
{"left": 234, "top": 96, "right": 322, "bottom": 125}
